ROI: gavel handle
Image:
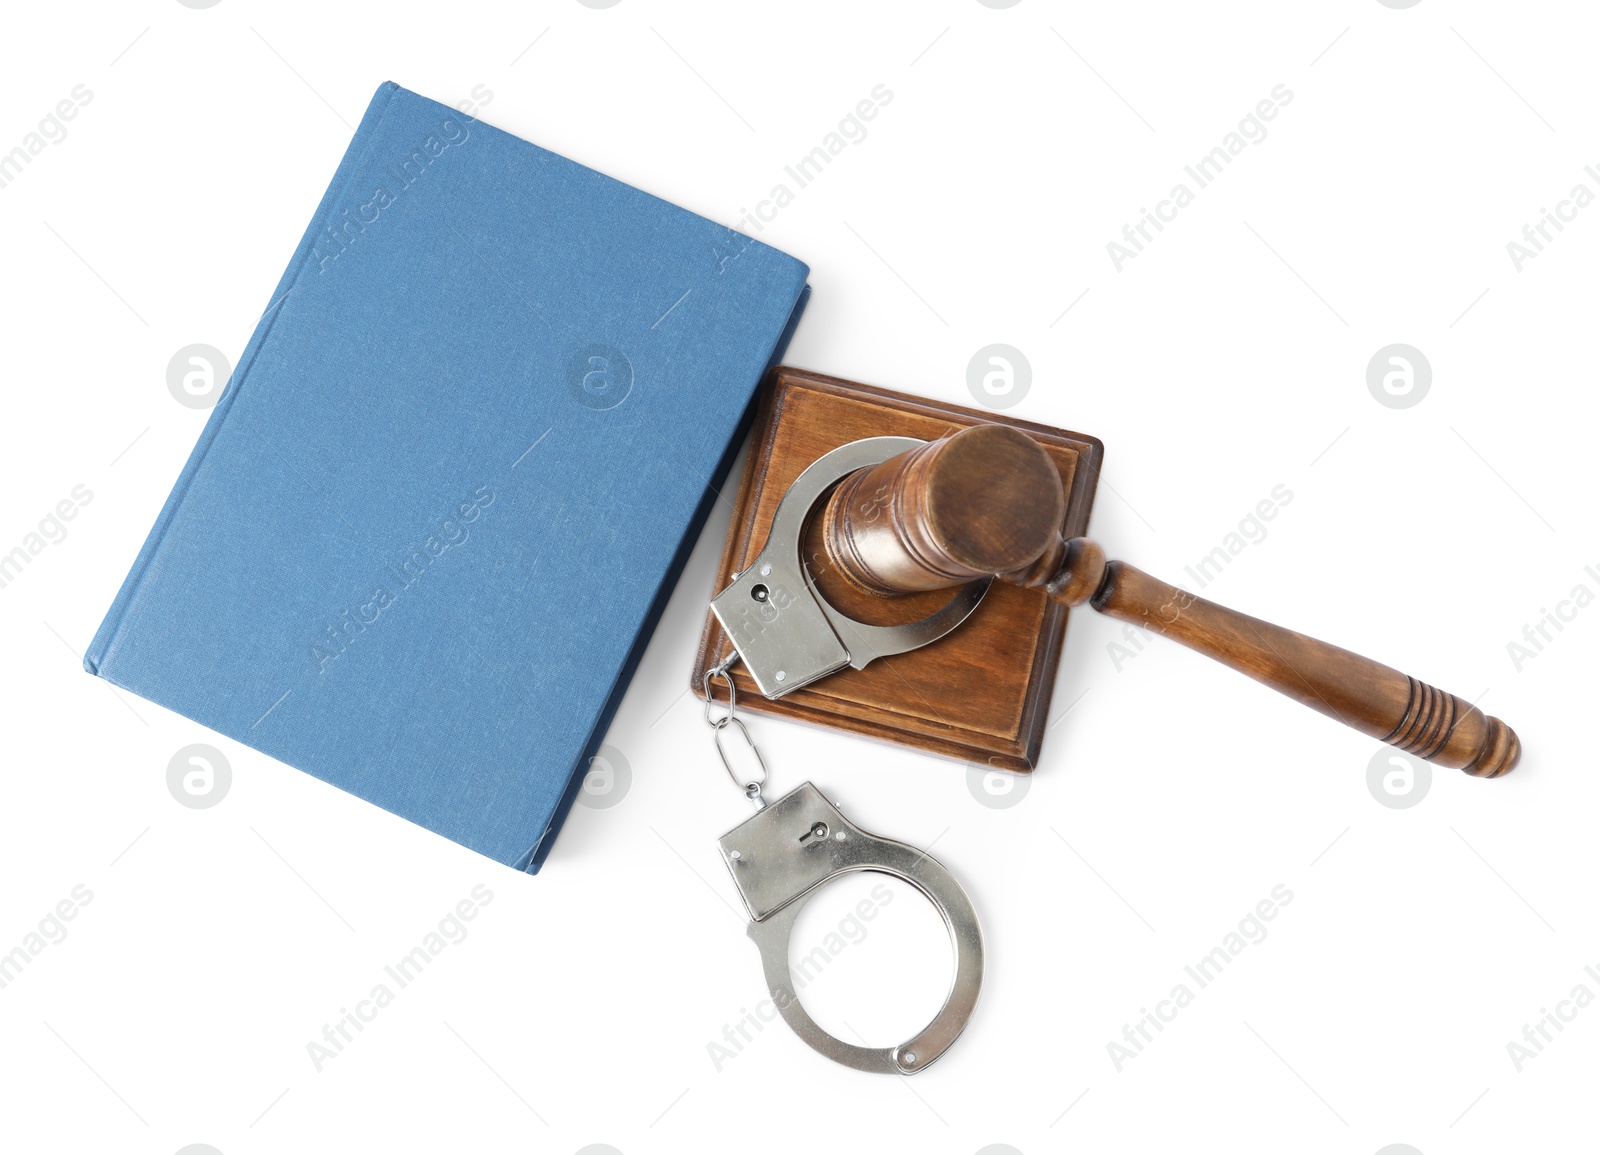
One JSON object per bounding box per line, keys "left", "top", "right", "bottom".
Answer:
{"left": 1022, "top": 539, "right": 1520, "bottom": 777}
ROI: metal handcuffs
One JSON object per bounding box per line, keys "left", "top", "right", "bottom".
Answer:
{"left": 709, "top": 437, "right": 990, "bottom": 699}
{"left": 704, "top": 438, "right": 990, "bottom": 1074}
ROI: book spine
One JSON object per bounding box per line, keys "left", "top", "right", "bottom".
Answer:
{"left": 84, "top": 82, "right": 403, "bottom": 676}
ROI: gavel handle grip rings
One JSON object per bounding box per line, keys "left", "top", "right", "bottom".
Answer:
{"left": 821, "top": 425, "right": 1521, "bottom": 778}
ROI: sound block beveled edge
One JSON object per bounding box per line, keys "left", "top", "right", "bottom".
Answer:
{"left": 691, "top": 367, "right": 1103, "bottom": 772}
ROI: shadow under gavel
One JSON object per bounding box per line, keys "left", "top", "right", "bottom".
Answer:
{"left": 820, "top": 424, "right": 1520, "bottom": 777}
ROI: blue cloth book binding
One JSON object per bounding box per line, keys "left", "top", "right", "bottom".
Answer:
{"left": 85, "top": 82, "right": 810, "bottom": 872}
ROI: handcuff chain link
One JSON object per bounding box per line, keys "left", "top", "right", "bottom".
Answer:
{"left": 704, "top": 653, "right": 768, "bottom": 808}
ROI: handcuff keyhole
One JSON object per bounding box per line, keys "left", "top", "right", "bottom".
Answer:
{"left": 751, "top": 584, "right": 769, "bottom": 602}
{"left": 799, "top": 821, "right": 829, "bottom": 844}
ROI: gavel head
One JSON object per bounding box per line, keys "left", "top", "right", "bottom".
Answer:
{"left": 821, "top": 424, "right": 1066, "bottom": 596}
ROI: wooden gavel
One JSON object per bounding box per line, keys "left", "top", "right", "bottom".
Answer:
{"left": 821, "top": 424, "right": 1520, "bottom": 777}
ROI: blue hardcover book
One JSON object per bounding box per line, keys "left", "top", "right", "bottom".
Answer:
{"left": 84, "top": 82, "right": 809, "bottom": 871}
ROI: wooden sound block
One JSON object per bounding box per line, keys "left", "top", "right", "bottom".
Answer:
{"left": 691, "top": 367, "right": 1103, "bottom": 772}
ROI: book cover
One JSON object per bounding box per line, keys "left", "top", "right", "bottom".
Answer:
{"left": 84, "top": 81, "right": 810, "bottom": 871}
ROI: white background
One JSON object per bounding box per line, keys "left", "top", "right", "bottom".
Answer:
{"left": 1, "top": 2, "right": 1595, "bottom": 1153}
